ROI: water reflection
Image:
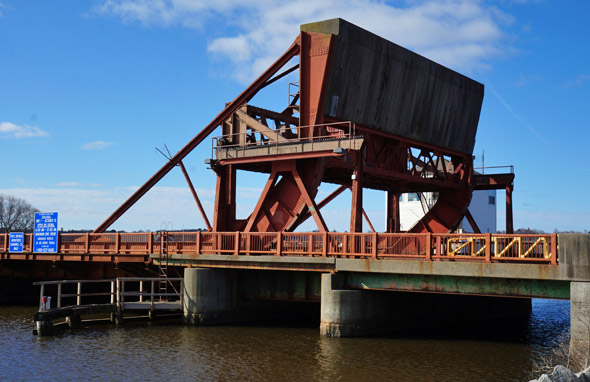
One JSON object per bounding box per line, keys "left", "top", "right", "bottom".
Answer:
{"left": 0, "top": 299, "right": 570, "bottom": 382}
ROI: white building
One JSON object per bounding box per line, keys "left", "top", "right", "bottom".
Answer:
{"left": 398, "top": 190, "right": 497, "bottom": 233}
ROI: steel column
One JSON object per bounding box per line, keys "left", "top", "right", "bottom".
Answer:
{"left": 386, "top": 190, "right": 400, "bottom": 233}
{"left": 350, "top": 152, "right": 363, "bottom": 233}
{"left": 213, "top": 165, "right": 236, "bottom": 232}
{"left": 506, "top": 185, "right": 514, "bottom": 234}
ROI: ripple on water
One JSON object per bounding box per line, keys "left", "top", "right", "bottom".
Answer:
{"left": 0, "top": 299, "right": 571, "bottom": 382}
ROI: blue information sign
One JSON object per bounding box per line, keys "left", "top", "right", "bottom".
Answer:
{"left": 33, "top": 212, "right": 59, "bottom": 253}
{"left": 9, "top": 232, "right": 24, "bottom": 253}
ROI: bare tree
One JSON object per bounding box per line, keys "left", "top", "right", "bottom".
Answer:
{"left": 0, "top": 194, "right": 39, "bottom": 233}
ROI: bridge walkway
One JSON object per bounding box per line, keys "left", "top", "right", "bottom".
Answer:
{"left": 0, "top": 232, "right": 558, "bottom": 265}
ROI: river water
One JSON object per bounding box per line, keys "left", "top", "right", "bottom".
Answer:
{"left": 0, "top": 299, "right": 569, "bottom": 382}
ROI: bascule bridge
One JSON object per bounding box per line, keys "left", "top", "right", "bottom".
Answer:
{"left": 1, "top": 19, "right": 589, "bottom": 360}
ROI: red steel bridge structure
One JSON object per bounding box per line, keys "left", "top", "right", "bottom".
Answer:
{"left": 0, "top": 231, "right": 558, "bottom": 265}
{"left": 0, "top": 19, "right": 554, "bottom": 278}
{"left": 8, "top": 20, "right": 590, "bottom": 352}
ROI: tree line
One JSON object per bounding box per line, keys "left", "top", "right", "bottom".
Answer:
{"left": 0, "top": 194, "right": 39, "bottom": 233}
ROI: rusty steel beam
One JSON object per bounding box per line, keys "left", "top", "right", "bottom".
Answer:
{"left": 362, "top": 208, "right": 376, "bottom": 233}
{"left": 473, "top": 173, "right": 515, "bottom": 190}
{"left": 294, "top": 184, "right": 348, "bottom": 227}
{"left": 94, "top": 40, "right": 301, "bottom": 233}
{"left": 259, "top": 64, "right": 299, "bottom": 90}
{"left": 178, "top": 160, "right": 211, "bottom": 231}
{"left": 464, "top": 208, "right": 481, "bottom": 234}
{"left": 290, "top": 162, "right": 328, "bottom": 232}
{"left": 217, "top": 150, "right": 345, "bottom": 166}
{"left": 244, "top": 170, "right": 280, "bottom": 232}
{"left": 355, "top": 125, "right": 470, "bottom": 159}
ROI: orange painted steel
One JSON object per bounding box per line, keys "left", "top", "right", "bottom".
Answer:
{"left": 89, "top": 21, "right": 503, "bottom": 238}
{"left": 0, "top": 232, "right": 558, "bottom": 265}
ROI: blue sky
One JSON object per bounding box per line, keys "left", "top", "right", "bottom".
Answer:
{"left": 1, "top": 0, "right": 589, "bottom": 233}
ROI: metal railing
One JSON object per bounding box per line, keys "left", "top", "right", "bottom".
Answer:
{"left": 33, "top": 277, "right": 184, "bottom": 311}
{"left": 212, "top": 121, "right": 358, "bottom": 159}
{"left": 33, "top": 279, "right": 115, "bottom": 310}
{"left": 4, "top": 232, "right": 558, "bottom": 264}
{"left": 474, "top": 165, "right": 514, "bottom": 174}
{"left": 116, "top": 277, "right": 183, "bottom": 310}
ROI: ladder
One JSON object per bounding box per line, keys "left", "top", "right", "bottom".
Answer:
{"left": 158, "top": 231, "right": 168, "bottom": 301}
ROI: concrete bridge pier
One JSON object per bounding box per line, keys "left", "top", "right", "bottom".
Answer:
{"left": 320, "top": 273, "right": 395, "bottom": 336}
{"left": 183, "top": 268, "right": 240, "bottom": 325}
{"left": 570, "top": 282, "right": 590, "bottom": 370}
{"left": 558, "top": 234, "right": 590, "bottom": 370}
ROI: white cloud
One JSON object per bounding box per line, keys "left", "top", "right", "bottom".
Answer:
{"left": 513, "top": 73, "right": 542, "bottom": 87}
{"left": 566, "top": 74, "right": 590, "bottom": 87}
{"left": 81, "top": 140, "right": 114, "bottom": 150}
{"left": 0, "top": 122, "right": 49, "bottom": 139}
{"left": 55, "top": 182, "right": 83, "bottom": 187}
{"left": 95, "top": 0, "right": 512, "bottom": 82}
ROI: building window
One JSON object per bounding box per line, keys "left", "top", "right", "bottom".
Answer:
{"left": 408, "top": 193, "right": 420, "bottom": 202}
{"left": 488, "top": 190, "right": 495, "bottom": 205}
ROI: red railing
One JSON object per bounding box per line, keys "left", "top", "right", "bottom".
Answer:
{"left": 0, "top": 232, "right": 558, "bottom": 264}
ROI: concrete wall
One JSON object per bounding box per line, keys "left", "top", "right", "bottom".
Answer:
{"left": 570, "top": 282, "right": 590, "bottom": 370}
{"left": 558, "top": 234, "right": 590, "bottom": 281}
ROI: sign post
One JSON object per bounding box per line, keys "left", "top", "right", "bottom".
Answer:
{"left": 33, "top": 212, "right": 59, "bottom": 253}
{"left": 9, "top": 232, "right": 24, "bottom": 253}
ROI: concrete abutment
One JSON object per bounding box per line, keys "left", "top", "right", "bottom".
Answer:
{"left": 320, "top": 273, "right": 532, "bottom": 337}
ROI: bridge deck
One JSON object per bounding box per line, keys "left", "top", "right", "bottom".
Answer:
{"left": 0, "top": 232, "right": 557, "bottom": 264}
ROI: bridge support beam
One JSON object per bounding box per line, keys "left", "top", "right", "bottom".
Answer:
{"left": 570, "top": 282, "right": 590, "bottom": 370}
{"left": 320, "top": 272, "right": 532, "bottom": 337}
{"left": 183, "top": 268, "right": 240, "bottom": 325}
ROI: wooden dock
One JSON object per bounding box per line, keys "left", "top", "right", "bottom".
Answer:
{"left": 33, "top": 277, "right": 183, "bottom": 335}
